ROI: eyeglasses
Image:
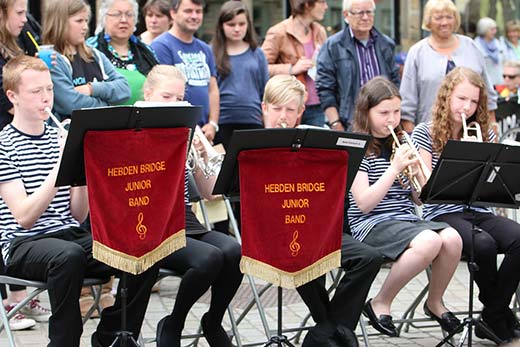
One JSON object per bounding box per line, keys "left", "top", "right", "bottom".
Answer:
{"left": 106, "top": 11, "right": 135, "bottom": 20}
{"left": 503, "top": 74, "right": 518, "bottom": 79}
{"left": 349, "top": 9, "right": 375, "bottom": 18}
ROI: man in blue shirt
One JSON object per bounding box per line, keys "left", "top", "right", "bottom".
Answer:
{"left": 151, "top": 0, "right": 220, "bottom": 142}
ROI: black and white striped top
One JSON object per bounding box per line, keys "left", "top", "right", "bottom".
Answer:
{"left": 348, "top": 144, "right": 420, "bottom": 242}
{"left": 412, "top": 122, "right": 493, "bottom": 220}
{"left": 0, "top": 124, "right": 79, "bottom": 262}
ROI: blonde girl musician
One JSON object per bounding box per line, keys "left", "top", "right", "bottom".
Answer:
{"left": 412, "top": 66, "right": 520, "bottom": 345}
{"left": 348, "top": 76, "right": 462, "bottom": 337}
{"left": 142, "top": 65, "right": 242, "bottom": 347}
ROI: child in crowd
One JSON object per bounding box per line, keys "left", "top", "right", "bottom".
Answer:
{"left": 42, "top": 0, "right": 130, "bottom": 120}
{"left": 0, "top": 55, "right": 158, "bottom": 347}
{"left": 348, "top": 76, "right": 462, "bottom": 337}
{"left": 212, "top": 0, "right": 269, "bottom": 149}
{"left": 142, "top": 64, "right": 243, "bottom": 347}
{"left": 412, "top": 66, "right": 520, "bottom": 344}
{"left": 263, "top": 75, "right": 383, "bottom": 347}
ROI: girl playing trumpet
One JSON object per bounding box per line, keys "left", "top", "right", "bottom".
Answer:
{"left": 412, "top": 66, "right": 520, "bottom": 345}
{"left": 348, "top": 76, "right": 463, "bottom": 337}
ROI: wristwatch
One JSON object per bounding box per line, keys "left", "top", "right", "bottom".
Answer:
{"left": 209, "top": 120, "right": 219, "bottom": 132}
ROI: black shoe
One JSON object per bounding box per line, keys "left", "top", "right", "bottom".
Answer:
{"left": 504, "top": 308, "right": 520, "bottom": 338}
{"left": 156, "top": 315, "right": 180, "bottom": 347}
{"left": 201, "top": 313, "right": 233, "bottom": 347}
{"left": 302, "top": 323, "right": 340, "bottom": 347}
{"left": 475, "top": 318, "right": 510, "bottom": 345}
{"left": 423, "top": 302, "right": 462, "bottom": 334}
{"left": 334, "top": 325, "right": 359, "bottom": 347}
{"left": 91, "top": 332, "right": 103, "bottom": 347}
{"left": 362, "top": 299, "right": 397, "bottom": 337}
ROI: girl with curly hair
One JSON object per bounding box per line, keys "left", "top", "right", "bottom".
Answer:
{"left": 412, "top": 66, "right": 520, "bottom": 345}
{"left": 349, "top": 76, "right": 462, "bottom": 338}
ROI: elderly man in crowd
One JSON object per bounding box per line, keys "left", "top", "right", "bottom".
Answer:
{"left": 316, "top": 0, "right": 399, "bottom": 131}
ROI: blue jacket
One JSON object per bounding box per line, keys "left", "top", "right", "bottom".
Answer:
{"left": 51, "top": 47, "right": 130, "bottom": 119}
{"left": 316, "top": 24, "right": 399, "bottom": 125}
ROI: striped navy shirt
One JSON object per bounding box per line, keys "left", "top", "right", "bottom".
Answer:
{"left": 411, "top": 122, "right": 494, "bottom": 220}
{"left": 350, "top": 27, "right": 381, "bottom": 87}
{"left": 0, "top": 124, "right": 79, "bottom": 262}
{"left": 348, "top": 147, "right": 420, "bottom": 242}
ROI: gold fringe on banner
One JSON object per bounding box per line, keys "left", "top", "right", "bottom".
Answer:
{"left": 93, "top": 230, "right": 186, "bottom": 275}
{"left": 239, "top": 250, "right": 341, "bottom": 289}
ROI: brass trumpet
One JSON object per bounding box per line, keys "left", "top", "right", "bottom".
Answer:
{"left": 461, "top": 113, "right": 483, "bottom": 142}
{"left": 186, "top": 125, "right": 224, "bottom": 179}
{"left": 388, "top": 125, "right": 431, "bottom": 194}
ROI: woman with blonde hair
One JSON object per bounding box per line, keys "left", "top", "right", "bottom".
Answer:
{"left": 399, "top": 0, "right": 497, "bottom": 133}
{"left": 500, "top": 20, "right": 520, "bottom": 62}
{"left": 42, "top": 0, "right": 130, "bottom": 119}
{"left": 412, "top": 66, "right": 520, "bottom": 345}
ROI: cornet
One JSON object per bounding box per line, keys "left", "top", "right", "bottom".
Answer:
{"left": 186, "top": 125, "right": 224, "bottom": 179}
{"left": 461, "top": 113, "right": 483, "bottom": 142}
{"left": 388, "top": 125, "right": 431, "bottom": 194}
{"left": 44, "top": 107, "right": 66, "bottom": 132}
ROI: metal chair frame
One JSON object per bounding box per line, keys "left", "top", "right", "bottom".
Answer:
{"left": 0, "top": 276, "right": 109, "bottom": 347}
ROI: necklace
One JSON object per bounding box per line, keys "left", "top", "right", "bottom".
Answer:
{"left": 297, "top": 17, "right": 310, "bottom": 36}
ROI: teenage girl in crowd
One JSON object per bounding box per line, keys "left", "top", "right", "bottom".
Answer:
{"left": 348, "top": 77, "right": 463, "bottom": 337}
{"left": 211, "top": 0, "right": 268, "bottom": 149}
{"left": 412, "top": 66, "right": 520, "bottom": 345}
{"left": 142, "top": 65, "right": 243, "bottom": 347}
{"left": 42, "top": 0, "right": 130, "bottom": 120}
{"left": 0, "top": 0, "right": 40, "bottom": 129}
{"left": 139, "top": 0, "right": 172, "bottom": 46}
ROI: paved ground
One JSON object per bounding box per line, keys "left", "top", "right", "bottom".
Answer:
{"left": 2, "top": 260, "right": 509, "bottom": 347}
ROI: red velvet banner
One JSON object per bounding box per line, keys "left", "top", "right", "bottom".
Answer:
{"left": 239, "top": 148, "right": 348, "bottom": 288}
{"left": 84, "top": 128, "right": 188, "bottom": 274}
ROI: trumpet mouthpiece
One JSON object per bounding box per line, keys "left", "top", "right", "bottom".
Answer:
{"left": 280, "top": 122, "right": 288, "bottom": 128}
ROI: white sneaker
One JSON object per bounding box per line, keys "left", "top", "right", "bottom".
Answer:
{"left": 19, "top": 299, "right": 51, "bottom": 322}
{"left": 5, "top": 305, "right": 36, "bottom": 331}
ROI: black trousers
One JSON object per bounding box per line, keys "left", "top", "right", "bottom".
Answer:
{"left": 434, "top": 212, "right": 520, "bottom": 312}
{"left": 159, "top": 229, "right": 243, "bottom": 334}
{"left": 5, "top": 227, "right": 159, "bottom": 347}
{"left": 296, "top": 233, "right": 383, "bottom": 330}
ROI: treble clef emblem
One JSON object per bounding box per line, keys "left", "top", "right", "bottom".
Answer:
{"left": 289, "top": 230, "right": 301, "bottom": 257}
{"left": 136, "top": 212, "right": 147, "bottom": 240}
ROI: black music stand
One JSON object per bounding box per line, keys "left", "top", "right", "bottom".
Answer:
{"left": 214, "top": 128, "right": 369, "bottom": 346}
{"left": 56, "top": 105, "right": 200, "bottom": 347}
{"left": 420, "top": 140, "right": 520, "bottom": 347}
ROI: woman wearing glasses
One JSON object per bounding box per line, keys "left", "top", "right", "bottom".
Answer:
{"left": 42, "top": 0, "right": 130, "bottom": 120}
{"left": 87, "top": 0, "right": 158, "bottom": 104}
{"left": 261, "top": 0, "right": 328, "bottom": 127}
{"left": 399, "top": 0, "right": 498, "bottom": 133}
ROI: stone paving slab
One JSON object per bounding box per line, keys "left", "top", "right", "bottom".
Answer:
{"left": 0, "top": 262, "right": 509, "bottom": 346}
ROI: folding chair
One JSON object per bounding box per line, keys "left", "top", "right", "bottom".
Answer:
{"left": 0, "top": 276, "right": 109, "bottom": 347}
